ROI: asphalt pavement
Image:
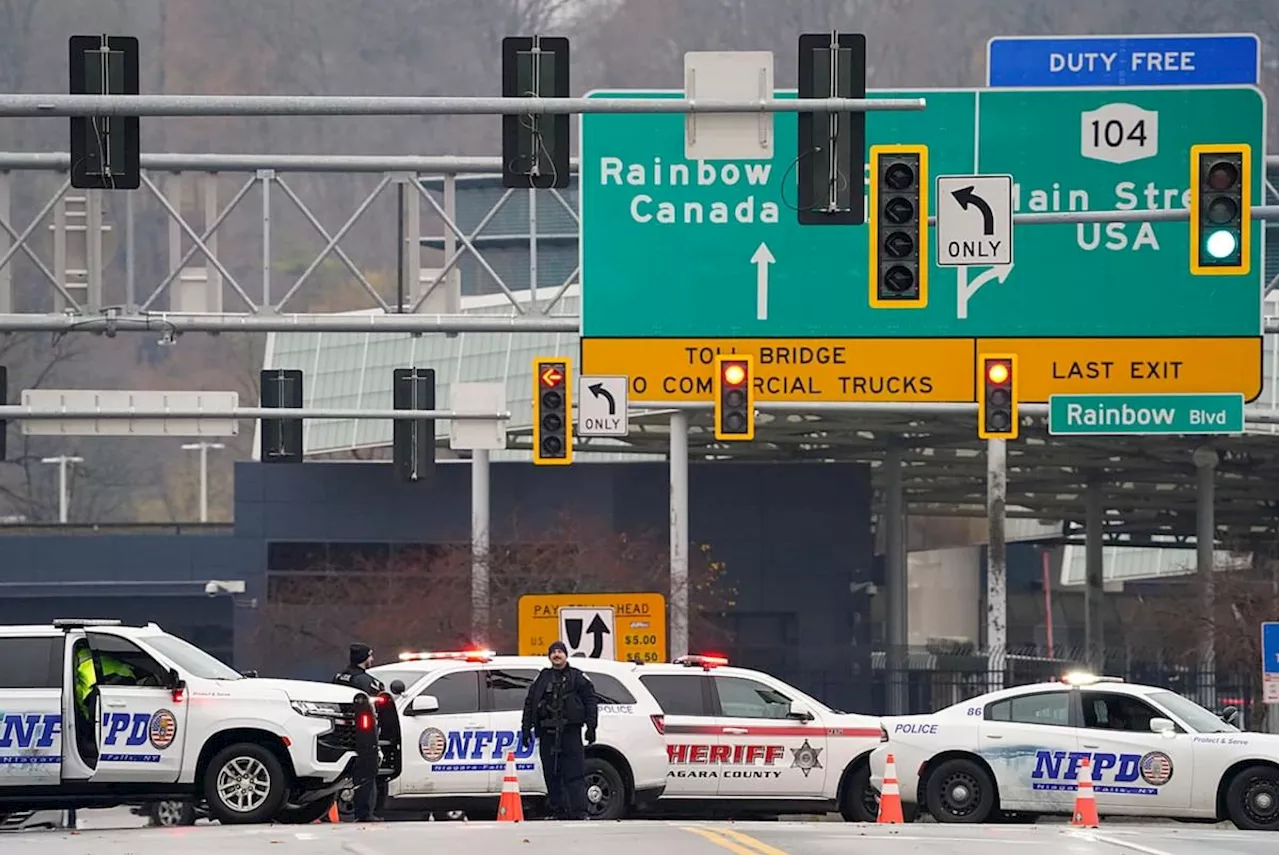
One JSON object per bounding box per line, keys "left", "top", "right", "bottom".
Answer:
{"left": 2, "top": 818, "right": 1273, "bottom": 855}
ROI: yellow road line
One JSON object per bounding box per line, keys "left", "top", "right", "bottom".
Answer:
{"left": 678, "top": 826, "right": 790, "bottom": 855}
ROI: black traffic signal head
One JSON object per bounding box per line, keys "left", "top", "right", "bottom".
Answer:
{"left": 869, "top": 144, "right": 928, "bottom": 308}
{"left": 978, "top": 355, "right": 1017, "bottom": 440}
{"left": 533, "top": 357, "right": 573, "bottom": 465}
{"left": 713, "top": 355, "right": 754, "bottom": 441}
{"left": 1190, "top": 144, "right": 1250, "bottom": 275}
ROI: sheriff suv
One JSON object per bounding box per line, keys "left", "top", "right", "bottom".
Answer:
{"left": 369, "top": 650, "right": 669, "bottom": 820}
{"left": 622, "top": 654, "right": 885, "bottom": 822}
{"left": 0, "top": 619, "right": 390, "bottom": 825}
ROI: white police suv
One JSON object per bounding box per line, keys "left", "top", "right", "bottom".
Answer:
{"left": 869, "top": 672, "right": 1279, "bottom": 831}
{"left": 0, "top": 619, "right": 391, "bottom": 826}
{"left": 621, "top": 654, "right": 885, "bottom": 821}
{"left": 368, "top": 650, "right": 668, "bottom": 820}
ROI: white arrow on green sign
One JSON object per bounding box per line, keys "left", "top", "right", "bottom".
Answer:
{"left": 1048, "top": 393, "right": 1245, "bottom": 436}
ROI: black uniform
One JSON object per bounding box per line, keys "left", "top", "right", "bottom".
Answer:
{"left": 521, "top": 662, "right": 599, "bottom": 820}
{"left": 332, "top": 643, "right": 385, "bottom": 821}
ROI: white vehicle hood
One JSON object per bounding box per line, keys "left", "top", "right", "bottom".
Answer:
{"left": 823, "top": 710, "right": 883, "bottom": 733}
{"left": 244, "top": 677, "right": 372, "bottom": 704}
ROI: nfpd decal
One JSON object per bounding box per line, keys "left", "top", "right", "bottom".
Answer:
{"left": 100, "top": 712, "right": 163, "bottom": 763}
{"left": 0, "top": 713, "right": 62, "bottom": 765}
{"left": 1031, "top": 749, "right": 1170, "bottom": 795}
{"left": 421, "top": 729, "right": 536, "bottom": 772}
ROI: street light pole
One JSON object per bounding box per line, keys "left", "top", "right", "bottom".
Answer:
{"left": 181, "top": 442, "right": 226, "bottom": 522}
{"left": 40, "top": 455, "right": 85, "bottom": 523}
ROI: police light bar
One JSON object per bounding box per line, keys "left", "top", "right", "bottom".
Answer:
{"left": 673, "top": 654, "right": 730, "bottom": 669}
{"left": 398, "top": 649, "right": 495, "bottom": 662}
{"left": 52, "top": 618, "right": 124, "bottom": 629}
{"left": 1058, "top": 671, "right": 1125, "bottom": 686}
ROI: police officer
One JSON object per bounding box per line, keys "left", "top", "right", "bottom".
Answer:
{"left": 333, "top": 643, "right": 385, "bottom": 822}
{"left": 520, "top": 641, "right": 598, "bottom": 820}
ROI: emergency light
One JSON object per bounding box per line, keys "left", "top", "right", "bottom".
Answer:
{"left": 1058, "top": 671, "right": 1125, "bottom": 687}
{"left": 674, "top": 654, "right": 730, "bottom": 670}
{"left": 398, "top": 649, "right": 495, "bottom": 663}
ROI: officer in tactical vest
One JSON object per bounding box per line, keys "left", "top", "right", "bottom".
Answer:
{"left": 333, "top": 643, "right": 385, "bottom": 822}
{"left": 73, "top": 645, "right": 139, "bottom": 760}
{"left": 520, "top": 641, "right": 599, "bottom": 820}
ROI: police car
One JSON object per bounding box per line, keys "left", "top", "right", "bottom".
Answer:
{"left": 369, "top": 650, "right": 668, "bottom": 820}
{"left": 0, "top": 619, "right": 392, "bottom": 826}
{"left": 621, "top": 654, "right": 885, "bottom": 821}
{"left": 869, "top": 672, "right": 1279, "bottom": 831}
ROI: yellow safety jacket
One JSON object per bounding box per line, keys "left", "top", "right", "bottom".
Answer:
{"left": 73, "top": 648, "right": 136, "bottom": 717}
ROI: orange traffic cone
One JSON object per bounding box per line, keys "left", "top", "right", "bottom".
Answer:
{"left": 314, "top": 799, "right": 340, "bottom": 823}
{"left": 1071, "top": 757, "right": 1099, "bottom": 828}
{"left": 497, "top": 752, "right": 525, "bottom": 822}
{"left": 876, "top": 753, "right": 905, "bottom": 824}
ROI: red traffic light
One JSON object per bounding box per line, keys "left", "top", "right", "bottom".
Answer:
{"left": 985, "top": 360, "right": 1011, "bottom": 386}
{"left": 1206, "top": 160, "right": 1239, "bottom": 190}
{"left": 538, "top": 363, "right": 565, "bottom": 388}
{"left": 721, "top": 360, "right": 748, "bottom": 387}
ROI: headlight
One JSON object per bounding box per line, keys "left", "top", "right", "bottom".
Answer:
{"left": 291, "top": 700, "right": 346, "bottom": 718}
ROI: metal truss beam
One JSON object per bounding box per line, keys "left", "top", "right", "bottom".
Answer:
{"left": 0, "top": 312, "right": 578, "bottom": 334}
{"left": 0, "top": 94, "right": 925, "bottom": 117}
{"left": 0, "top": 152, "right": 556, "bottom": 174}
{"left": 0, "top": 406, "right": 507, "bottom": 421}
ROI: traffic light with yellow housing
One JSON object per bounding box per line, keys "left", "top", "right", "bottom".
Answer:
{"left": 869, "top": 144, "right": 928, "bottom": 309}
{"left": 1190, "top": 144, "right": 1251, "bottom": 276}
{"left": 713, "top": 355, "right": 755, "bottom": 441}
{"left": 532, "top": 357, "right": 573, "bottom": 465}
{"left": 977, "top": 355, "right": 1018, "bottom": 440}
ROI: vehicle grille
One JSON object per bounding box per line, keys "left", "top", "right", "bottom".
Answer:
{"left": 317, "top": 702, "right": 359, "bottom": 763}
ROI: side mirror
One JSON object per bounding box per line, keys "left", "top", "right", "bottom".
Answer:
{"left": 1221, "top": 706, "right": 1243, "bottom": 728}
{"left": 167, "top": 668, "right": 181, "bottom": 688}
{"left": 241, "top": 670, "right": 259, "bottom": 678}
{"left": 788, "top": 701, "right": 815, "bottom": 721}
{"left": 389, "top": 679, "right": 406, "bottom": 696}
{"left": 409, "top": 694, "right": 440, "bottom": 715}
{"left": 1149, "top": 717, "right": 1176, "bottom": 736}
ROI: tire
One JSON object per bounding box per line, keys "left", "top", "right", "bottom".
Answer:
{"left": 150, "top": 800, "right": 198, "bottom": 827}
{"left": 1224, "top": 764, "right": 1278, "bottom": 831}
{"left": 924, "top": 758, "right": 996, "bottom": 823}
{"left": 840, "top": 763, "right": 918, "bottom": 823}
{"left": 274, "top": 799, "right": 336, "bottom": 825}
{"left": 583, "top": 757, "right": 626, "bottom": 820}
{"left": 202, "top": 742, "right": 289, "bottom": 825}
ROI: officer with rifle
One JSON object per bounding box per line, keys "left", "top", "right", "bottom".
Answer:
{"left": 520, "top": 640, "right": 599, "bottom": 820}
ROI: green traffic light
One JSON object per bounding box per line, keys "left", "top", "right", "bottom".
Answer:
{"left": 1205, "top": 229, "right": 1238, "bottom": 260}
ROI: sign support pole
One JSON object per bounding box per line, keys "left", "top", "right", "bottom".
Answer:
{"left": 1084, "top": 477, "right": 1105, "bottom": 670}
{"left": 883, "top": 446, "right": 908, "bottom": 715}
{"left": 669, "top": 411, "right": 689, "bottom": 661}
{"left": 985, "top": 438, "right": 1007, "bottom": 693}
{"left": 1194, "top": 446, "right": 1219, "bottom": 711}
{"left": 471, "top": 449, "right": 491, "bottom": 644}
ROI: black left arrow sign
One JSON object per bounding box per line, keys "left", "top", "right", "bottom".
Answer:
{"left": 588, "top": 382, "right": 617, "bottom": 416}
{"left": 952, "top": 186, "right": 995, "bottom": 236}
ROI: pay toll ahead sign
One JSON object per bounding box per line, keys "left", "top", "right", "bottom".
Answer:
{"left": 580, "top": 336, "right": 1262, "bottom": 404}
{"left": 518, "top": 593, "right": 667, "bottom": 663}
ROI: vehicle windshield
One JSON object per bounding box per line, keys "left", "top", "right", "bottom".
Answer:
{"left": 143, "top": 634, "right": 244, "bottom": 681}
{"left": 1148, "top": 690, "right": 1239, "bottom": 733}
{"left": 368, "top": 669, "right": 426, "bottom": 693}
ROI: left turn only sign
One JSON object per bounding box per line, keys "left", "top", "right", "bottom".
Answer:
{"left": 578, "top": 375, "right": 629, "bottom": 437}
{"left": 935, "top": 174, "right": 1014, "bottom": 268}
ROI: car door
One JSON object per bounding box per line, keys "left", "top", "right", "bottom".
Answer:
{"left": 84, "top": 632, "right": 189, "bottom": 784}
{"left": 398, "top": 669, "right": 490, "bottom": 795}
{"left": 0, "top": 634, "right": 65, "bottom": 788}
{"left": 637, "top": 672, "right": 717, "bottom": 797}
{"left": 1078, "top": 690, "right": 1192, "bottom": 812}
{"left": 481, "top": 667, "right": 543, "bottom": 795}
{"left": 978, "top": 689, "right": 1079, "bottom": 813}
{"left": 712, "top": 674, "right": 826, "bottom": 798}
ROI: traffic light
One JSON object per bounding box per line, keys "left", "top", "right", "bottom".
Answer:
{"left": 869, "top": 144, "right": 928, "bottom": 308}
{"left": 1190, "top": 144, "right": 1251, "bottom": 276}
{"left": 713, "top": 355, "right": 755, "bottom": 441}
{"left": 501, "top": 36, "right": 570, "bottom": 189}
{"left": 260, "top": 369, "right": 303, "bottom": 463}
{"left": 532, "top": 357, "right": 572, "bottom": 465}
{"left": 393, "top": 368, "right": 436, "bottom": 483}
{"left": 977, "top": 355, "right": 1018, "bottom": 440}
{"left": 69, "top": 35, "right": 140, "bottom": 190}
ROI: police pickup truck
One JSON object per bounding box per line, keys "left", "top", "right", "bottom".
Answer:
{"left": 0, "top": 620, "right": 392, "bottom": 826}
{"left": 870, "top": 672, "right": 1278, "bottom": 831}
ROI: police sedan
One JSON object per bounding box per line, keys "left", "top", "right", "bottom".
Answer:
{"left": 868, "top": 673, "right": 1278, "bottom": 831}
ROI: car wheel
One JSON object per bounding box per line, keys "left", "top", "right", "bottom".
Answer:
{"left": 203, "top": 743, "right": 289, "bottom": 825}
{"left": 1225, "top": 764, "right": 1278, "bottom": 831}
{"left": 151, "top": 800, "right": 198, "bottom": 827}
{"left": 274, "top": 799, "right": 337, "bottom": 825}
{"left": 924, "top": 758, "right": 996, "bottom": 823}
{"left": 840, "top": 763, "right": 879, "bottom": 822}
{"left": 584, "top": 757, "right": 626, "bottom": 820}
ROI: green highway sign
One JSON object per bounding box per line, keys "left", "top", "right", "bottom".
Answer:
{"left": 1048, "top": 393, "right": 1246, "bottom": 436}
{"left": 578, "top": 86, "right": 1265, "bottom": 340}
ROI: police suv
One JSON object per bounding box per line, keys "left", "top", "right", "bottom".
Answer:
{"left": 869, "top": 672, "right": 1279, "bottom": 831}
{"left": 369, "top": 650, "right": 669, "bottom": 820}
{"left": 0, "top": 620, "right": 390, "bottom": 826}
